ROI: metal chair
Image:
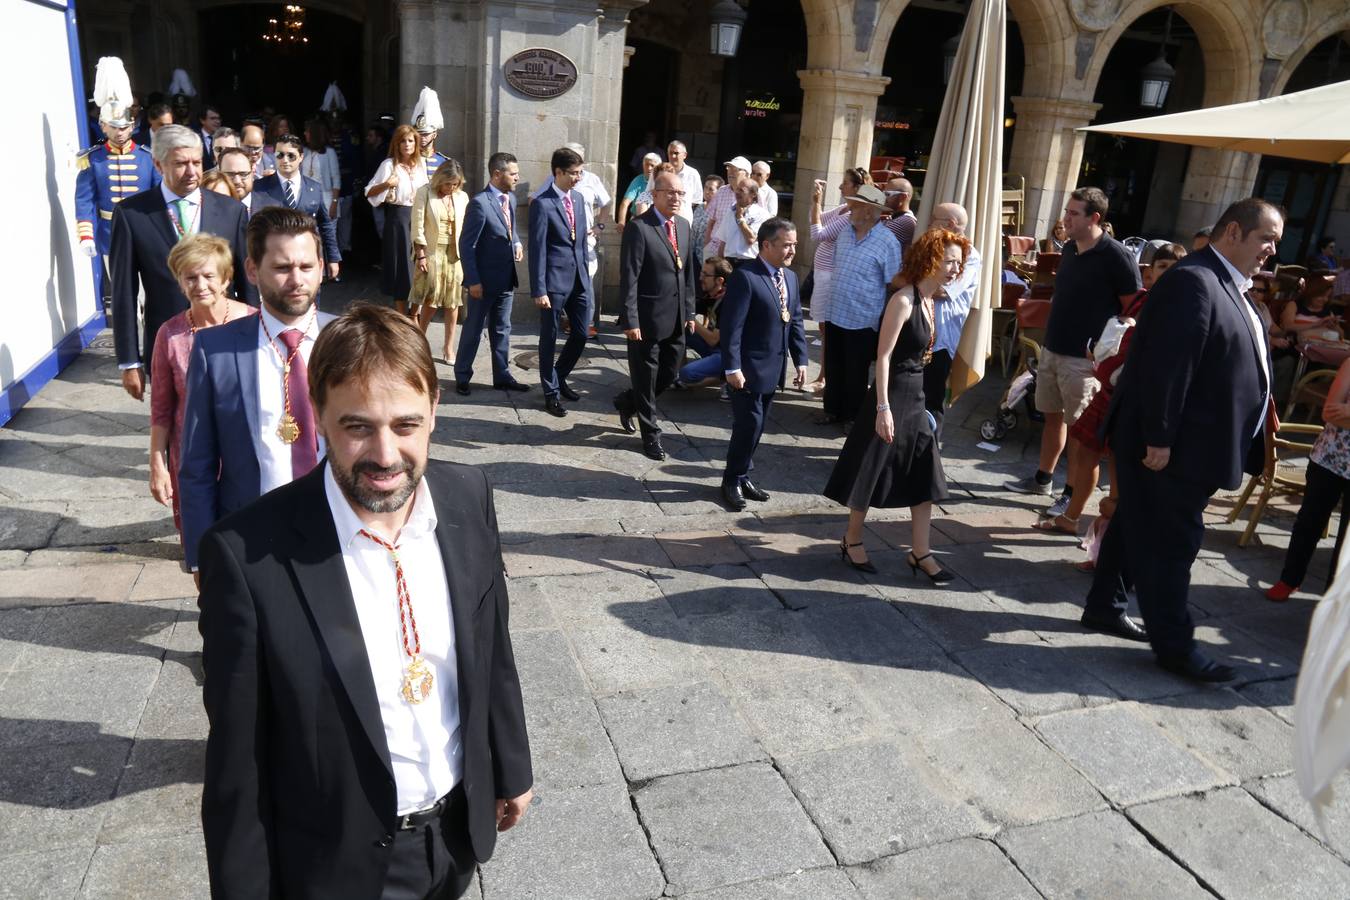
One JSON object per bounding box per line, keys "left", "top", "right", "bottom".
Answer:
{"left": 1227, "top": 421, "right": 1323, "bottom": 547}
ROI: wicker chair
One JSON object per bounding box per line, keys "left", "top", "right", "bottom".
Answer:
{"left": 1226, "top": 421, "right": 1324, "bottom": 547}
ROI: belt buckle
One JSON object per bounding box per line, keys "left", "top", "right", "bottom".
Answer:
{"left": 397, "top": 796, "right": 444, "bottom": 831}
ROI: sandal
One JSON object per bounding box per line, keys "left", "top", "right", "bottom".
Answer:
{"left": 1032, "top": 514, "right": 1079, "bottom": 535}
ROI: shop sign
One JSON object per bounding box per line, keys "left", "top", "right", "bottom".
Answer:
{"left": 503, "top": 48, "right": 578, "bottom": 100}
{"left": 743, "top": 93, "right": 782, "bottom": 119}
{"left": 875, "top": 120, "right": 911, "bottom": 130}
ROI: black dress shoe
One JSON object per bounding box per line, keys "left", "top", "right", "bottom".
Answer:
{"left": 544, "top": 397, "right": 567, "bottom": 417}
{"left": 739, "top": 479, "right": 769, "bottom": 502}
{"left": 1080, "top": 610, "right": 1149, "bottom": 643}
{"left": 721, "top": 481, "right": 747, "bottom": 511}
{"left": 455, "top": 381, "right": 471, "bottom": 396}
{"left": 642, "top": 435, "right": 666, "bottom": 461}
{"left": 1157, "top": 650, "right": 1238, "bottom": 683}
{"left": 495, "top": 380, "right": 530, "bottom": 392}
{"left": 559, "top": 382, "right": 580, "bottom": 402}
{"left": 814, "top": 414, "right": 846, "bottom": 426}
{"left": 613, "top": 396, "right": 636, "bottom": 434}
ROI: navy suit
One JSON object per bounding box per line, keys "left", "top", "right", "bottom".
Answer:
{"left": 457, "top": 185, "right": 521, "bottom": 387}
{"left": 254, "top": 173, "right": 342, "bottom": 264}
{"left": 178, "top": 311, "right": 336, "bottom": 570}
{"left": 528, "top": 186, "right": 593, "bottom": 398}
{"left": 108, "top": 188, "right": 249, "bottom": 370}
{"left": 1104, "top": 246, "right": 1271, "bottom": 661}
{"left": 719, "top": 258, "right": 809, "bottom": 486}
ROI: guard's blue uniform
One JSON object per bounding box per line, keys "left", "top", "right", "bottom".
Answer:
{"left": 422, "top": 150, "right": 448, "bottom": 182}
{"left": 76, "top": 140, "right": 159, "bottom": 296}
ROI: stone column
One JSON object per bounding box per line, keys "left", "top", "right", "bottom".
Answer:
{"left": 1007, "top": 96, "right": 1102, "bottom": 239}
{"left": 792, "top": 68, "right": 890, "bottom": 269}
{"left": 1175, "top": 149, "right": 1260, "bottom": 236}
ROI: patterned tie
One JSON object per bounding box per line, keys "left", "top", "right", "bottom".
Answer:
{"left": 665, "top": 218, "right": 679, "bottom": 256}
{"left": 282, "top": 179, "right": 298, "bottom": 209}
{"left": 562, "top": 192, "right": 576, "bottom": 240}
{"left": 278, "top": 328, "right": 318, "bottom": 478}
{"left": 773, "top": 268, "right": 789, "bottom": 322}
{"left": 499, "top": 193, "right": 513, "bottom": 236}
{"left": 172, "top": 199, "right": 191, "bottom": 239}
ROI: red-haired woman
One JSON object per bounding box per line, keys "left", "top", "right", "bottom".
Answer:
{"left": 365, "top": 124, "right": 428, "bottom": 315}
{"left": 824, "top": 228, "right": 971, "bottom": 579}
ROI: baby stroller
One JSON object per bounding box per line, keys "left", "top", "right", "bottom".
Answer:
{"left": 979, "top": 297, "right": 1050, "bottom": 441}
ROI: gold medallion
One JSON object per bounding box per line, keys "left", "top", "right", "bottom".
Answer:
{"left": 276, "top": 414, "right": 301, "bottom": 445}
{"left": 781, "top": 307, "right": 791, "bottom": 323}
{"left": 401, "top": 656, "right": 435, "bottom": 704}
{"left": 676, "top": 256, "right": 683, "bottom": 270}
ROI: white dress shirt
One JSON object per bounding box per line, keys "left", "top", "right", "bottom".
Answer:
{"left": 674, "top": 163, "right": 703, "bottom": 223}
{"left": 488, "top": 183, "right": 523, "bottom": 253}
{"left": 256, "top": 306, "right": 326, "bottom": 494}
{"left": 1214, "top": 249, "right": 1271, "bottom": 437}
{"left": 757, "top": 183, "right": 779, "bottom": 217}
{"left": 714, "top": 203, "right": 769, "bottom": 259}
{"left": 279, "top": 172, "right": 304, "bottom": 206}
{"left": 324, "top": 466, "right": 462, "bottom": 815}
{"left": 160, "top": 183, "right": 203, "bottom": 235}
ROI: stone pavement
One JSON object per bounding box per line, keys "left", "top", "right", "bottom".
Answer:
{"left": 2, "top": 287, "right": 1349, "bottom": 898}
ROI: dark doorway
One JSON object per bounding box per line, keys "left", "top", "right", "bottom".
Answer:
{"left": 198, "top": 5, "right": 363, "bottom": 128}
{"left": 617, "top": 39, "right": 678, "bottom": 187}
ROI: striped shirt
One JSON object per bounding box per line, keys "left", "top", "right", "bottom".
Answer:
{"left": 883, "top": 210, "right": 918, "bottom": 258}
{"left": 827, "top": 222, "right": 902, "bottom": 331}
{"left": 703, "top": 184, "right": 738, "bottom": 254}
{"left": 809, "top": 205, "right": 850, "bottom": 273}
{"left": 933, "top": 246, "right": 983, "bottom": 355}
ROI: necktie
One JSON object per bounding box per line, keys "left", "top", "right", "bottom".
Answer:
{"left": 282, "top": 179, "right": 297, "bottom": 209}
{"left": 172, "top": 199, "right": 190, "bottom": 239}
{"left": 499, "top": 193, "right": 513, "bottom": 235}
{"left": 278, "top": 328, "right": 318, "bottom": 478}
{"left": 562, "top": 193, "right": 576, "bottom": 240}
{"left": 665, "top": 218, "right": 679, "bottom": 256}
{"left": 773, "top": 269, "right": 790, "bottom": 322}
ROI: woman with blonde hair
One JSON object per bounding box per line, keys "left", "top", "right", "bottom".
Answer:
{"left": 411, "top": 158, "right": 469, "bottom": 361}
{"left": 824, "top": 228, "right": 971, "bottom": 578}
{"left": 365, "top": 124, "right": 428, "bottom": 315}
{"left": 148, "top": 234, "right": 257, "bottom": 557}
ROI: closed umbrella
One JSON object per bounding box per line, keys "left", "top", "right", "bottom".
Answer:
{"left": 920, "top": 0, "right": 1006, "bottom": 402}
{"left": 1295, "top": 556, "right": 1350, "bottom": 841}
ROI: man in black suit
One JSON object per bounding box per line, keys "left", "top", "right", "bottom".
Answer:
{"left": 613, "top": 165, "right": 697, "bottom": 460}
{"left": 1107, "top": 197, "right": 1280, "bottom": 682}
{"left": 719, "top": 218, "right": 810, "bottom": 510}
{"left": 253, "top": 133, "right": 342, "bottom": 280}
{"left": 197, "top": 303, "right": 533, "bottom": 900}
{"left": 108, "top": 124, "right": 248, "bottom": 398}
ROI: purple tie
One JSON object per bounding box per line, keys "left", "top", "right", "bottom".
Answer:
{"left": 278, "top": 328, "right": 318, "bottom": 478}
{"left": 563, "top": 193, "right": 576, "bottom": 238}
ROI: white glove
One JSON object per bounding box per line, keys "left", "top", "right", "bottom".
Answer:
{"left": 80, "top": 239, "right": 97, "bottom": 258}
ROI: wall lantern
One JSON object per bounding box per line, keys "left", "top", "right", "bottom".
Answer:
{"left": 1139, "top": 9, "right": 1176, "bottom": 109}
{"left": 710, "top": 0, "right": 748, "bottom": 58}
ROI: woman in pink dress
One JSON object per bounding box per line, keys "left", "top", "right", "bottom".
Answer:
{"left": 149, "top": 234, "right": 257, "bottom": 555}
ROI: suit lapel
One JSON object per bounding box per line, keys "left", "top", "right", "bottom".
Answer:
{"left": 149, "top": 191, "right": 179, "bottom": 247}
{"left": 287, "top": 468, "right": 395, "bottom": 777}
{"left": 428, "top": 472, "right": 478, "bottom": 729}
{"left": 233, "top": 320, "right": 266, "bottom": 461}
{"left": 1209, "top": 250, "right": 1269, "bottom": 392}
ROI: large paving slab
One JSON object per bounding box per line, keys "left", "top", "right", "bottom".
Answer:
{"left": 846, "top": 838, "right": 1039, "bottom": 899}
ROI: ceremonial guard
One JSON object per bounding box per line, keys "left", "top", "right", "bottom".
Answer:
{"left": 76, "top": 57, "right": 159, "bottom": 299}
{"left": 412, "top": 86, "right": 448, "bottom": 182}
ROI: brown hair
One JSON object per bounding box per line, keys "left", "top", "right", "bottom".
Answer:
{"left": 308, "top": 302, "right": 438, "bottom": 412}
{"left": 1069, "top": 186, "right": 1109, "bottom": 223}
{"left": 167, "top": 233, "right": 233, "bottom": 284}
{"left": 843, "top": 167, "right": 870, "bottom": 188}
{"left": 1214, "top": 197, "right": 1282, "bottom": 241}
{"left": 200, "top": 169, "right": 238, "bottom": 200}
{"left": 246, "top": 206, "right": 322, "bottom": 265}
{"left": 387, "top": 124, "right": 419, "bottom": 164}
{"left": 1151, "top": 242, "right": 1187, "bottom": 264}
{"left": 897, "top": 228, "right": 972, "bottom": 286}
{"left": 703, "top": 256, "right": 734, "bottom": 281}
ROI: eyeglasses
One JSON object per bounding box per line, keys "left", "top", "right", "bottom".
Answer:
{"left": 222, "top": 171, "right": 252, "bottom": 181}
{"left": 275, "top": 152, "right": 300, "bottom": 161}
{"left": 563, "top": 169, "right": 584, "bottom": 178}
{"left": 242, "top": 145, "right": 264, "bottom": 154}
{"left": 656, "top": 189, "right": 687, "bottom": 197}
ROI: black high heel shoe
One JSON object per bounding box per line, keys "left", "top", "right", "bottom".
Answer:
{"left": 907, "top": 551, "right": 954, "bottom": 584}
{"left": 840, "top": 541, "right": 878, "bottom": 574}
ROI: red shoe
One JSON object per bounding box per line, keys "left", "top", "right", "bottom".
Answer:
{"left": 1265, "top": 581, "right": 1298, "bottom": 603}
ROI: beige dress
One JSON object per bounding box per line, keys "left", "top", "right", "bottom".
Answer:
{"left": 410, "top": 185, "right": 468, "bottom": 309}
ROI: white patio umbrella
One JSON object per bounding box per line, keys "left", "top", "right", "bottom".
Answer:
{"left": 1080, "top": 79, "right": 1350, "bottom": 165}
{"left": 921, "top": 0, "right": 1007, "bottom": 402}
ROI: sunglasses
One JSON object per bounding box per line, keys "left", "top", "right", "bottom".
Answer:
{"left": 275, "top": 152, "right": 300, "bottom": 161}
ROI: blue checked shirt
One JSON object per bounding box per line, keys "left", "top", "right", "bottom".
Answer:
{"left": 826, "top": 222, "right": 902, "bottom": 331}
{"left": 933, "top": 245, "right": 983, "bottom": 355}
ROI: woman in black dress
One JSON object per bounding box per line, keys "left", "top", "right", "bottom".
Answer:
{"left": 824, "top": 228, "right": 972, "bottom": 579}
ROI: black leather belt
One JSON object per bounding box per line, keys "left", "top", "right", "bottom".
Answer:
{"left": 397, "top": 796, "right": 448, "bottom": 831}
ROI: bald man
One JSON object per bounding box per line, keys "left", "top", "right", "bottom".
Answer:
{"left": 924, "top": 202, "right": 981, "bottom": 443}
{"left": 882, "top": 177, "right": 917, "bottom": 258}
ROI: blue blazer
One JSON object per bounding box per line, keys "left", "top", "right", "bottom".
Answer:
{"left": 527, "top": 186, "right": 592, "bottom": 299}
{"left": 459, "top": 186, "right": 520, "bottom": 295}
{"left": 719, "top": 258, "right": 810, "bottom": 394}
{"left": 178, "top": 311, "right": 336, "bottom": 569}
{"left": 253, "top": 173, "right": 342, "bottom": 263}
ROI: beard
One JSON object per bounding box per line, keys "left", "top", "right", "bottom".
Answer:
{"left": 260, "top": 280, "right": 316, "bottom": 318}
{"left": 331, "top": 454, "right": 424, "bottom": 515}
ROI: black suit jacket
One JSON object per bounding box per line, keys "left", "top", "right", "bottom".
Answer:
{"left": 719, "top": 258, "right": 809, "bottom": 394}
{"left": 618, "top": 208, "right": 696, "bottom": 339}
{"left": 253, "top": 173, "right": 342, "bottom": 263}
{"left": 1108, "top": 246, "right": 1271, "bottom": 491}
{"left": 108, "top": 188, "right": 250, "bottom": 367}
{"left": 197, "top": 460, "right": 532, "bottom": 900}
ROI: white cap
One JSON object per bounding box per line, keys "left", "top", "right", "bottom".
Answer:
{"left": 723, "top": 155, "right": 752, "bottom": 173}
{"left": 411, "top": 86, "right": 443, "bottom": 134}
{"left": 94, "top": 57, "right": 135, "bottom": 127}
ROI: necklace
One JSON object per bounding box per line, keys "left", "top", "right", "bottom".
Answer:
{"left": 357, "top": 528, "right": 434, "bottom": 704}
{"left": 257, "top": 308, "right": 316, "bottom": 445}
{"left": 186, "top": 299, "right": 230, "bottom": 335}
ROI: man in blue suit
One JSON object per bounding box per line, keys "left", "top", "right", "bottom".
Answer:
{"left": 253, "top": 134, "right": 342, "bottom": 280}
{"left": 529, "top": 146, "right": 592, "bottom": 416}
{"left": 718, "top": 218, "right": 809, "bottom": 510}
{"left": 179, "top": 207, "right": 333, "bottom": 575}
{"left": 456, "top": 152, "right": 529, "bottom": 395}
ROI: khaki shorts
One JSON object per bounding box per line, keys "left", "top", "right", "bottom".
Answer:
{"left": 1034, "top": 349, "right": 1099, "bottom": 424}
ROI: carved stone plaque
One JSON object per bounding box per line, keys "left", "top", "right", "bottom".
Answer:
{"left": 503, "top": 48, "right": 579, "bottom": 100}
{"left": 1069, "top": 0, "right": 1123, "bottom": 32}
{"left": 1262, "top": 0, "right": 1308, "bottom": 60}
